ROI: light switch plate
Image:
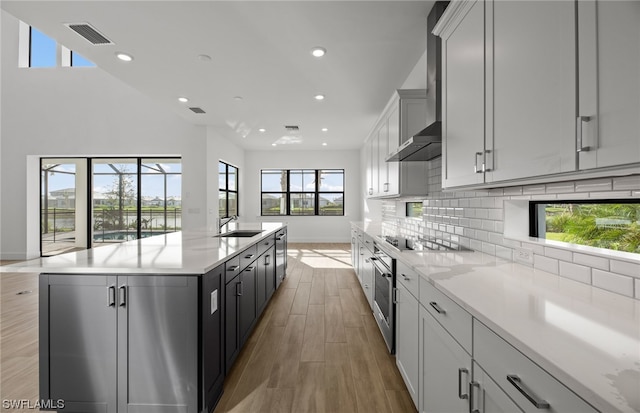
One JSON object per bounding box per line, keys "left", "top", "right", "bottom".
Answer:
{"left": 211, "top": 290, "right": 218, "bottom": 314}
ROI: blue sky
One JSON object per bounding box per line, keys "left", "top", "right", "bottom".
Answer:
{"left": 31, "top": 26, "right": 94, "bottom": 67}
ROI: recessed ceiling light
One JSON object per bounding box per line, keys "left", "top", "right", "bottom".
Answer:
{"left": 314, "top": 94, "right": 325, "bottom": 101}
{"left": 259, "top": 128, "right": 266, "bottom": 133}
{"left": 233, "top": 96, "right": 243, "bottom": 101}
{"left": 311, "top": 47, "right": 326, "bottom": 58}
{"left": 271, "top": 143, "right": 277, "bottom": 147}
{"left": 197, "top": 54, "right": 212, "bottom": 61}
{"left": 321, "top": 128, "right": 328, "bottom": 132}
{"left": 322, "top": 142, "right": 328, "bottom": 146}
{"left": 178, "top": 97, "right": 189, "bottom": 103}
{"left": 115, "top": 52, "right": 133, "bottom": 62}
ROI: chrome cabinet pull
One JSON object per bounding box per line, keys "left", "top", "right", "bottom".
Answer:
{"left": 483, "top": 149, "right": 492, "bottom": 172}
{"left": 392, "top": 287, "right": 398, "bottom": 304}
{"left": 474, "top": 152, "right": 483, "bottom": 173}
{"left": 507, "top": 375, "right": 550, "bottom": 409}
{"left": 265, "top": 255, "right": 271, "bottom": 266}
{"left": 458, "top": 368, "right": 469, "bottom": 399}
{"left": 383, "top": 182, "right": 389, "bottom": 192}
{"left": 401, "top": 273, "right": 410, "bottom": 281}
{"left": 108, "top": 286, "right": 116, "bottom": 307}
{"left": 368, "top": 188, "right": 373, "bottom": 195}
{"left": 118, "top": 285, "right": 126, "bottom": 307}
{"left": 227, "top": 265, "right": 240, "bottom": 272}
{"left": 469, "top": 381, "right": 480, "bottom": 413}
{"left": 577, "top": 116, "right": 592, "bottom": 152}
{"left": 429, "top": 301, "right": 446, "bottom": 315}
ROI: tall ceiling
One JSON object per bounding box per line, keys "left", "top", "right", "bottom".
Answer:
{"left": 2, "top": 1, "right": 433, "bottom": 151}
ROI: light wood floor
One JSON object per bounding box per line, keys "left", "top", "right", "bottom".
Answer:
{"left": 214, "top": 243, "right": 415, "bottom": 413}
{"left": 0, "top": 245, "right": 415, "bottom": 413}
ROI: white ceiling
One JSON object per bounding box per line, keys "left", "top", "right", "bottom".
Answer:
{"left": 2, "top": 1, "right": 433, "bottom": 151}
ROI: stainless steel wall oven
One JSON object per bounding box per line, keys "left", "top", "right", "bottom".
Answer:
{"left": 371, "top": 243, "right": 396, "bottom": 353}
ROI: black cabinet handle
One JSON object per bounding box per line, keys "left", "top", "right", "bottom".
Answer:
{"left": 108, "top": 286, "right": 116, "bottom": 307}
{"left": 245, "top": 254, "right": 255, "bottom": 259}
{"left": 507, "top": 375, "right": 550, "bottom": 409}
{"left": 236, "top": 281, "right": 243, "bottom": 297}
{"left": 227, "top": 265, "right": 240, "bottom": 272}
{"left": 429, "top": 301, "right": 446, "bottom": 315}
{"left": 118, "top": 285, "right": 127, "bottom": 307}
{"left": 245, "top": 266, "right": 256, "bottom": 271}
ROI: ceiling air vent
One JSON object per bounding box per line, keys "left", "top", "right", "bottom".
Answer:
{"left": 285, "top": 125, "right": 299, "bottom": 132}
{"left": 189, "top": 107, "right": 206, "bottom": 114}
{"left": 65, "top": 23, "right": 113, "bottom": 45}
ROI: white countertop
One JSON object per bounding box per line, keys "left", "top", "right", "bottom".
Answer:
{"left": 352, "top": 221, "right": 640, "bottom": 413}
{"left": 2, "top": 222, "right": 286, "bottom": 275}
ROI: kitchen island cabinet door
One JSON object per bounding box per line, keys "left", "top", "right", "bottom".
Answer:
{"left": 264, "top": 246, "right": 276, "bottom": 302}
{"left": 225, "top": 273, "right": 241, "bottom": 372}
{"left": 487, "top": 0, "right": 576, "bottom": 183}
{"left": 419, "top": 305, "right": 471, "bottom": 413}
{"left": 275, "top": 228, "right": 287, "bottom": 288}
{"left": 117, "top": 275, "right": 198, "bottom": 413}
{"left": 239, "top": 264, "right": 257, "bottom": 346}
{"left": 578, "top": 0, "right": 640, "bottom": 170}
{"left": 202, "top": 266, "right": 225, "bottom": 412}
{"left": 471, "top": 362, "right": 524, "bottom": 413}
{"left": 40, "top": 274, "right": 118, "bottom": 413}
{"left": 438, "top": 0, "right": 486, "bottom": 189}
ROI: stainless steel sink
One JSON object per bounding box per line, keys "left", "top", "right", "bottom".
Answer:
{"left": 214, "top": 230, "right": 263, "bottom": 238}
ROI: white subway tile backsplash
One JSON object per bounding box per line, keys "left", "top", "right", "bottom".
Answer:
{"left": 482, "top": 220, "right": 496, "bottom": 232}
{"left": 523, "top": 185, "right": 546, "bottom": 195}
{"left": 522, "top": 242, "right": 545, "bottom": 255}
{"left": 495, "top": 221, "right": 505, "bottom": 233}
{"left": 489, "top": 233, "right": 503, "bottom": 245}
{"left": 482, "top": 242, "right": 496, "bottom": 256}
{"left": 574, "top": 253, "right": 609, "bottom": 271}
{"left": 488, "top": 209, "right": 503, "bottom": 220}
{"left": 470, "top": 219, "right": 483, "bottom": 229}
{"left": 496, "top": 245, "right": 513, "bottom": 261}
{"left": 633, "top": 190, "right": 640, "bottom": 198}
{"left": 470, "top": 239, "right": 482, "bottom": 251}
{"left": 534, "top": 255, "right": 559, "bottom": 274}
{"left": 575, "top": 178, "right": 612, "bottom": 192}
{"left": 557, "top": 192, "right": 590, "bottom": 199}
{"left": 489, "top": 188, "right": 504, "bottom": 196}
{"left": 546, "top": 182, "right": 575, "bottom": 193}
{"left": 475, "top": 208, "right": 489, "bottom": 219}
{"left": 544, "top": 247, "right": 573, "bottom": 261}
{"left": 559, "top": 262, "right": 591, "bottom": 284}
{"left": 589, "top": 191, "right": 632, "bottom": 199}
{"left": 613, "top": 176, "right": 640, "bottom": 191}
{"left": 503, "top": 186, "right": 523, "bottom": 196}
{"left": 475, "top": 230, "right": 489, "bottom": 242}
{"left": 592, "top": 270, "right": 634, "bottom": 297}
{"left": 610, "top": 260, "right": 640, "bottom": 278}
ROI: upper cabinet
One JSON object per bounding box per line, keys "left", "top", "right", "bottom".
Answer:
{"left": 365, "top": 89, "right": 430, "bottom": 198}
{"left": 435, "top": 0, "right": 640, "bottom": 190}
{"left": 578, "top": 1, "right": 640, "bottom": 170}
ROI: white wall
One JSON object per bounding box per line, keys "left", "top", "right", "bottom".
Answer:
{"left": 1, "top": 11, "right": 209, "bottom": 259}
{"left": 244, "top": 149, "right": 361, "bottom": 242}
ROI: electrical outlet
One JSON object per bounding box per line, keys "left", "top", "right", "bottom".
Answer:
{"left": 515, "top": 247, "right": 534, "bottom": 265}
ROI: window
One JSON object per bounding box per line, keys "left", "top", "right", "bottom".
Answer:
{"left": 261, "top": 169, "right": 344, "bottom": 216}
{"left": 219, "top": 161, "right": 238, "bottom": 218}
{"left": 406, "top": 202, "right": 423, "bottom": 218}
{"left": 530, "top": 200, "right": 640, "bottom": 254}
{"left": 23, "top": 23, "right": 96, "bottom": 68}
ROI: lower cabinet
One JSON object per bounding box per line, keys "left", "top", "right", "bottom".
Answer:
{"left": 275, "top": 228, "right": 287, "bottom": 288}
{"left": 257, "top": 246, "right": 276, "bottom": 314}
{"left": 419, "top": 304, "right": 472, "bottom": 413}
{"left": 40, "top": 272, "right": 204, "bottom": 413}
{"left": 470, "top": 361, "right": 523, "bottom": 413}
{"left": 360, "top": 242, "right": 375, "bottom": 309}
{"left": 395, "top": 281, "right": 420, "bottom": 407}
{"left": 225, "top": 263, "right": 258, "bottom": 372}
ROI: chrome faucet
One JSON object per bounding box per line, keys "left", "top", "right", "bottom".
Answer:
{"left": 218, "top": 215, "right": 237, "bottom": 231}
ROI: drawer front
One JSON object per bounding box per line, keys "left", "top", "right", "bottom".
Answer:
{"left": 257, "top": 234, "right": 275, "bottom": 257}
{"left": 239, "top": 244, "right": 258, "bottom": 271}
{"left": 473, "top": 320, "right": 598, "bottom": 413}
{"left": 362, "top": 233, "right": 374, "bottom": 252}
{"left": 396, "top": 260, "right": 419, "bottom": 300}
{"left": 420, "top": 278, "right": 472, "bottom": 354}
{"left": 225, "top": 255, "right": 241, "bottom": 284}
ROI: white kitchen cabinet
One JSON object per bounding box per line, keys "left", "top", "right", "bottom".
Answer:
{"left": 365, "top": 89, "right": 429, "bottom": 198}
{"left": 419, "top": 304, "right": 471, "bottom": 413}
{"left": 396, "top": 278, "right": 420, "bottom": 408}
{"left": 436, "top": 0, "right": 576, "bottom": 188}
{"left": 470, "top": 362, "right": 524, "bottom": 413}
{"left": 359, "top": 234, "right": 375, "bottom": 309}
{"left": 578, "top": 0, "right": 640, "bottom": 170}
{"left": 473, "top": 320, "right": 598, "bottom": 413}
{"left": 435, "top": 0, "right": 486, "bottom": 188}
{"left": 486, "top": 0, "right": 576, "bottom": 182}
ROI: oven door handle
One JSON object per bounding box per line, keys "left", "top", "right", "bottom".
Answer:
{"left": 371, "top": 258, "right": 393, "bottom": 278}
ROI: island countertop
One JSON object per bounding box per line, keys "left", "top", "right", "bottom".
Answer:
{"left": 2, "top": 222, "right": 286, "bottom": 275}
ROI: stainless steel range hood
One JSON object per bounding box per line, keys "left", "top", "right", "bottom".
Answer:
{"left": 386, "top": 121, "right": 441, "bottom": 162}
{"left": 387, "top": 1, "right": 448, "bottom": 163}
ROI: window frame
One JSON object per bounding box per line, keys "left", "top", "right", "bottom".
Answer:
{"left": 529, "top": 199, "right": 640, "bottom": 254}
{"left": 219, "top": 161, "right": 239, "bottom": 219}
{"left": 260, "top": 169, "right": 345, "bottom": 216}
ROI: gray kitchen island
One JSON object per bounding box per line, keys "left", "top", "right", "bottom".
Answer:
{"left": 10, "top": 222, "right": 287, "bottom": 413}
